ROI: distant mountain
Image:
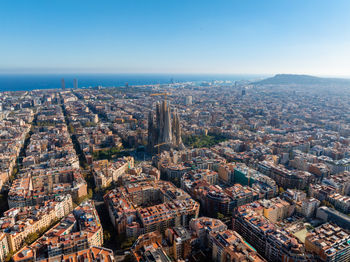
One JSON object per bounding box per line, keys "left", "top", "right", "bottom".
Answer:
{"left": 254, "top": 74, "right": 350, "bottom": 86}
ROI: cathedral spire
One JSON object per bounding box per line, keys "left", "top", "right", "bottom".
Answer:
{"left": 148, "top": 99, "right": 185, "bottom": 153}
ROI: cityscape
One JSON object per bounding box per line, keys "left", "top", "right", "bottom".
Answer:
{"left": 1, "top": 0, "right": 350, "bottom": 261}
{"left": 0, "top": 76, "right": 350, "bottom": 261}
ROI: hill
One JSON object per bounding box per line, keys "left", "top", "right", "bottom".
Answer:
{"left": 254, "top": 74, "right": 350, "bottom": 86}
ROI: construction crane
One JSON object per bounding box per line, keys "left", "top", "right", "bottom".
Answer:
{"left": 154, "top": 142, "right": 169, "bottom": 154}
{"left": 150, "top": 93, "right": 171, "bottom": 106}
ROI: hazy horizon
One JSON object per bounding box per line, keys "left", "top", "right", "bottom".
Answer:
{"left": 0, "top": 72, "right": 350, "bottom": 79}
{"left": 0, "top": 73, "right": 265, "bottom": 92}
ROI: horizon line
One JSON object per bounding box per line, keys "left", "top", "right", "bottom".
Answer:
{"left": 0, "top": 72, "right": 350, "bottom": 79}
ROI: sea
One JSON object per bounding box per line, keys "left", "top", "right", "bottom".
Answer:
{"left": 0, "top": 74, "right": 264, "bottom": 92}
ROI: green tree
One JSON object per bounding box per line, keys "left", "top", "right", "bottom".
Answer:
{"left": 87, "top": 188, "right": 93, "bottom": 199}
{"left": 68, "top": 124, "right": 75, "bottom": 134}
{"left": 121, "top": 237, "right": 136, "bottom": 249}
{"left": 104, "top": 230, "right": 112, "bottom": 242}
{"left": 306, "top": 224, "right": 314, "bottom": 231}
{"left": 24, "top": 232, "right": 39, "bottom": 245}
{"left": 217, "top": 212, "right": 225, "bottom": 220}
{"left": 182, "top": 133, "right": 227, "bottom": 148}
{"left": 5, "top": 252, "right": 14, "bottom": 262}
{"left": 279, "top": 187, "right": 285, "bottom": 194}
{"left": 12, "top": 167, "right": 18, "bottom": 177}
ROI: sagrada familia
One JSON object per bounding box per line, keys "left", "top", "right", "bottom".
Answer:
{"left": 147, "top": 100, "right": 185, "bottom": 153}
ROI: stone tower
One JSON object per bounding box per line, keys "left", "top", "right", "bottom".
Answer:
{"left": 147, "top": 100, "right": 184, "bottom": 153}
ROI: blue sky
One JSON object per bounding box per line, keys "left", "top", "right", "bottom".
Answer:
{"left": 1, "top": 0, "right": 350, "bottom": 76}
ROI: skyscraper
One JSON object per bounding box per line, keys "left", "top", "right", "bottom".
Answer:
{"left": 73, "top": 78, "right": 78, "bottom": 89}
{"left": 61, "top": 78, "right": 65, "bottom": 90}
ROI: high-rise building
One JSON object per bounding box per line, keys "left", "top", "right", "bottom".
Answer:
{"left": 61, "top": 78, "right": 65, "bottom": 90}
{"left": 73, "top": 78, "right": 78, "bottom": 89}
